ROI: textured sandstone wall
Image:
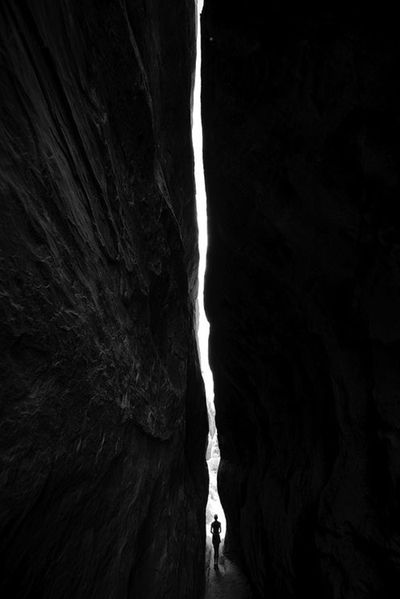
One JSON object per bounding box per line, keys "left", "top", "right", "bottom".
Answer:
{"left": 202, "top": 4, "right": 400, "bottom": 598}
{"left": 0, "top": 1, "right": 208, "bottom": 598}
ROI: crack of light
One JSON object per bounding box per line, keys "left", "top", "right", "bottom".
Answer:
{"left": 193, "top": 0, "right": 213, "bottom": 410}
{"left": 192, "top": 0, "right": 226, "bottom": 538}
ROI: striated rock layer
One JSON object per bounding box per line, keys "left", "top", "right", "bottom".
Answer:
{"left": 202, "top": 4, "right": 400, "bottom": 598}
{"left": 0, "top": 1, "right": 208, "bottom": 598}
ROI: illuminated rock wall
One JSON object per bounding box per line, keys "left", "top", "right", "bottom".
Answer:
{"left": 0, "top": 2, "right": 208, "bottom": 597}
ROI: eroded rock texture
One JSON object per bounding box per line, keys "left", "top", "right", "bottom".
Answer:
{"left": 0, "top": 1, "right": 208, "bottom": 598}
{"left": 202, "top": 4, "right": 400, "bottom": 598}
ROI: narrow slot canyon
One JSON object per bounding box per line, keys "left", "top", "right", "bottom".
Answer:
{"left": 1, "top": 3, "right": 400, "bottom": 599}
{"left": 192, "top": 4, "right": 244, "bottom": 595}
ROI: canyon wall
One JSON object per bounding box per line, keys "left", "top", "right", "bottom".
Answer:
{"left": 0, "top": 1, "right": 208, "bottom": 598}
{"left": 202, "top": 4, "right": 400, "bottom": 598}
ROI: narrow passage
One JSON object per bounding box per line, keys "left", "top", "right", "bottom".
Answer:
{"left": 192, "top": 5, "right": 253, "bottom": 597}
{"left": 205, "top": 540, "right": 253, "bottom": 599}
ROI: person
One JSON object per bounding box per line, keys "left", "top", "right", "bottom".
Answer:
{"left": 210, "top": 514, "right": 222, "bottom": 567}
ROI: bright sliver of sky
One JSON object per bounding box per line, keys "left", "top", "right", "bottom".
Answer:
{"left": 192, "top": 0, "right": 214, "bottom": 409}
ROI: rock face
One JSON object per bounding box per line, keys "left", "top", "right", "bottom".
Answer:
{"left": 202, "top": 4, "right": 400, "bottom": 598}
{"left": 0, "top": 2, "right": 208, "bottom": 598}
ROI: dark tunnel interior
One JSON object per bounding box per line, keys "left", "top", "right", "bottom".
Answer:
{"left": 1, "top": 2, "right": 400, "bottom": 598}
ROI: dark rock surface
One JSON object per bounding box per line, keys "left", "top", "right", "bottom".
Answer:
{"left": 0, "top": 1, "right": 208, "bottom": 598}
{"left": 202, "top": 4, "right": 400, "bottom": 598}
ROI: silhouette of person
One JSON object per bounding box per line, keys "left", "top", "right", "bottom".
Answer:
{"left": 210, "top": 514, "right": 221, "bottom": 567}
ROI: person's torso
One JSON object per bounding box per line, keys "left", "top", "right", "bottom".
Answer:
{"left": 211, "top": 521, "right": 221, "bottom": 534}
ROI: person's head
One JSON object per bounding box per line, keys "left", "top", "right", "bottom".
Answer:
{"left": 214, "top": 514, "right": 218, "bottom": 520}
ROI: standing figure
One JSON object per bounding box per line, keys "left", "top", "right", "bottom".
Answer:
{"left": 210, "top": 514, "right": 222, "bottom": 567}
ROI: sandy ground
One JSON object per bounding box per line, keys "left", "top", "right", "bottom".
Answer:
{"left": 204, "top": 539, "right": 253, "bottom": 599}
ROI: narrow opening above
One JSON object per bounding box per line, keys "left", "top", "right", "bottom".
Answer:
{"left": 192, "top": 0, "right": 226, "bottom": 539}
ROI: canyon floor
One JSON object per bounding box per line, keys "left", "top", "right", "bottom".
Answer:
{"left": 205, "top": 539, "right": 253, "bottom": 599}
